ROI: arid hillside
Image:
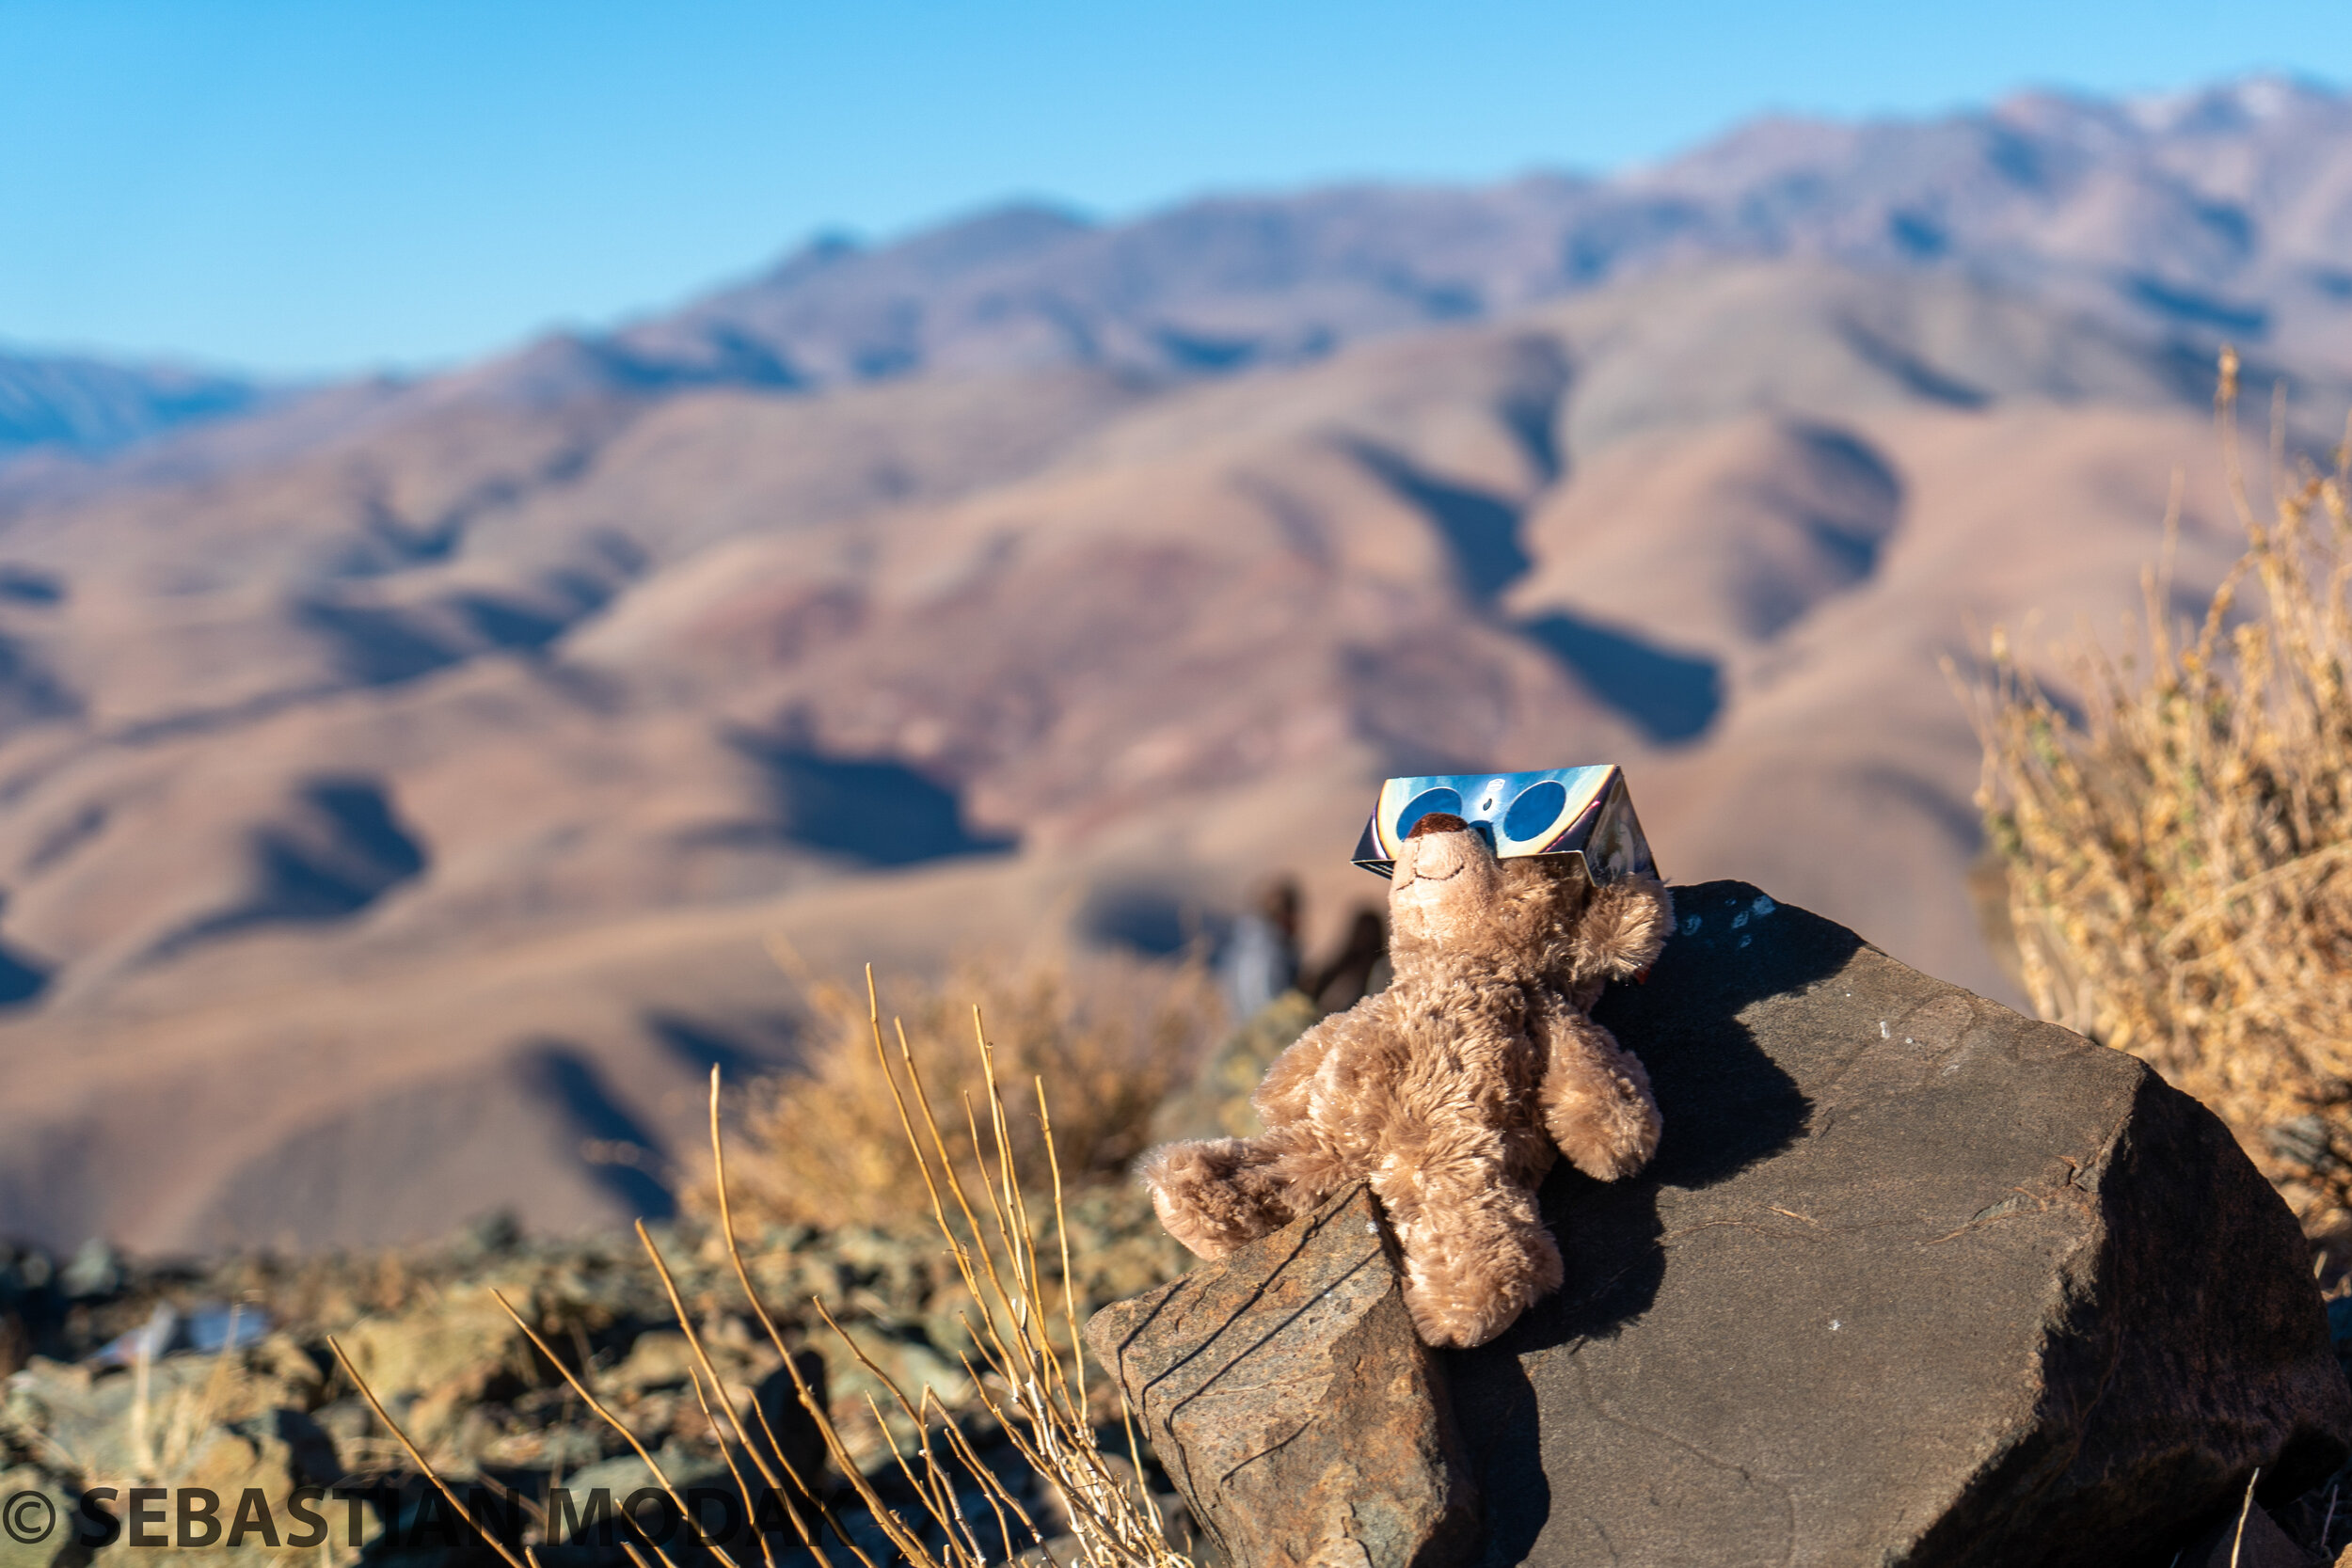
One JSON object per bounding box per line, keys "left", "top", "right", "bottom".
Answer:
{"left": 4, "top": 75, "right": 2350, "bottom": 1254}
{"left": 0, "top": 255, "right": 2313, "bottom": 1254}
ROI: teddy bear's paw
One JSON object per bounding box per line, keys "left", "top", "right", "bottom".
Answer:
{"left": 1403, "top": 1287, "right": 1501, "bottom": 1349}
{"left": 1146, "top": 1181, "right": 1234, "bottom": 1260}
{"left": 1137, "top": 1137, "right": 1297, "bottom": 1260}
{"left": 1545, "top": 1058, "right": 1664, "bottom": 1181}
{"left": 1402, "top": 1273, "right": 1530, "bottom": 1349}
{"left": 1551, "top": 1086, "right": 1662, "bottom": 1181}
{"left": 1399, "top": 1227, "right": 1563, "bottom": 1348}
{"left": 1570, "top": 874, "right": 1674, "bottom": 981}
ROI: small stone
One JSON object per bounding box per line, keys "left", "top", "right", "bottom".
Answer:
{"left": 749, "top": 1348, "right": 830, "bottom": 1508}
{"left": 1086, "top": 1187, "right": 1476, "bottom": 1568}
{"left": 58, "top": 1239, "right": 120, "bottom": 1300}
{"left": 453, "top": 1210, "right": 525, "bottom": 1259}
{"left": 2171, "top": 1497, "right": 2316, "bottom": 1568}
{"left": 608, "top": 1330, "right": 698, "bottom": 1392}
{"left": 335, "top": 1288, "right": 527, "bottom": 1408}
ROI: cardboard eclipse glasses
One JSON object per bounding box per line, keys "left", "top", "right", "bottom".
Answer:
{"left": 1351, "top": 764, "right": 1657, "bottom": 886}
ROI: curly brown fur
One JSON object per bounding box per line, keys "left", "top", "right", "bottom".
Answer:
{"left": 1138, "top": 820, "right": 1672, "bottom": 1347}
{"left": 1137, "top": 1137, "right": 1299, "bottom": 1260}
{"left": 1567, "top": 875, "right": 1677, "bottom": 994}
{"left": 1534, "top": 995, "right": 1662, "bottom": 1180}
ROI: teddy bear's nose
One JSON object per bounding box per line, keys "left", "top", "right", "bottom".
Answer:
{"left": 1406, "top": 812, "right": 1469, "bottom": 839}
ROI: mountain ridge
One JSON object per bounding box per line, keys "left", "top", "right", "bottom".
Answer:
{"left": 584, "top": 72, "right": 2352, "bottom": 397}
{"left": 5, "top": 72, "right": 2347, "bottom": 478}
{"left": 0, "top": 347, "right": 271, "bottom": 467}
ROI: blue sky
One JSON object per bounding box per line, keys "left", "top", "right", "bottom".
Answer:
{"left": 2, "top": 1, "right": 2344, "bottom": 376}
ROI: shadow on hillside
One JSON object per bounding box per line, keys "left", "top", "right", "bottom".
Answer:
{"left": 1518, "top": 611, "right": 1723, "bottom": 743}
{"left": 644, "top": 1010, "right": 801, "bottom": 1087}
{"left": 294, "top": 598, "right": 460, "bottom": 685}
{"left": 0, "top": 631, "right": 81, "bottom": 731}
{"left": 1837, "top": 319, "right": 1992, "bottom": 407}
{"left": 1078, "top": 882, "right": 1220, "bottom": 958}
{"left": 717, "top": 736, "right": 1017, "bottom": 868}
{"left": 0, "top": 936, "right": 50, "bottom": 1007}
{"left": 149, "top": 776, "right": 428, "bottom": 959}
{"left": 299, "top": 578, "right": 621, "bottom": 686}
{"left": 523, "top": 1042, "right": 676, "bottom": 1221}
{"left": 1352, "top": 441, "right": 1532, "bottom": 600}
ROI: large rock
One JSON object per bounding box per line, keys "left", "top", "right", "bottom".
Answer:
{"left": 334, "top": 1285, "right": 533, "bottom": 1446}
{"left": 1086, "top": 1187, "right": 1478, "bottom": 1568}
{"left": 1096, "top": 882, "right": 2352, "bottom": 1568}
{"left": 1447, "top": 880, "right": 2352, "bottom": 1568}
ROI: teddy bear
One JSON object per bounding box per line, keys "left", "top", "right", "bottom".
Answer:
{"left": 1139, "top": 811, "right": 1672, "bottom": 1348}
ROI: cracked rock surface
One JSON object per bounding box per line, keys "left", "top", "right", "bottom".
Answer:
{"left": 1444, "top": 879, "right": 2352, "bottom": 1568}
{"left": 1086, "top": 1187, "right": 1477, "bottom": 1568}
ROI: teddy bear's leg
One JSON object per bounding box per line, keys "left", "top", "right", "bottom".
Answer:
{"left": 1536, "top": 1006, "right": 1663, "bottom": 1181}
{"left": 1372, "top": 1152, "right": 1564, "bottom": 1348}
{"left": 1136, "top": 1136, "right": 1301, "bottom": 1261}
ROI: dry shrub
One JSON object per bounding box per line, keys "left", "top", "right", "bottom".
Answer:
{"left": 337, "top": 993, "right": 1200, "bottom": 1568}
{"left": 1967, "top": 348, "right": 2352, "bottom": 1227}
{"left": 722, "top": 950, "right": 1222, "bottom": 1231}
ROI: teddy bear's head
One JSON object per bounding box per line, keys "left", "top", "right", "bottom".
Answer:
{"left": 1387, "top": 812, "right": 1594, "bottom": 980}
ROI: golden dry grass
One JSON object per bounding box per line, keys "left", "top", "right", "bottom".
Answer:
{"left": 715, "top": 951, "right": 1222, "bottom": 1231}
{"left": 337, "top": 977, "right": 1200, "bottom": 1568}
{"left": 1965, "top": 349, "right": 2352, "bottom": 1227}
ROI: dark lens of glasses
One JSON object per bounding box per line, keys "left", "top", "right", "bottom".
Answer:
{"left": 1502, "top": 779, "right": 1568, "bottom": 844}
{"left": 1394, "top": 787, "right": 1462, "bottom": 842}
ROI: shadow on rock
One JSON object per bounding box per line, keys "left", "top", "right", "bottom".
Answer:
{"left": 1441, "top": 880, "right": 1846, "bottom": 1565}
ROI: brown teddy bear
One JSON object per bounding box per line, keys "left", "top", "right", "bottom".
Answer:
{"left": 1139, "top": 812, "right": 1672, "bottom": 1348}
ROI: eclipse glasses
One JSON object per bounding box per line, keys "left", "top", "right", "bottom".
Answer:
{"left": 1351, "top": 764, "right": 1657, "bottom": 886}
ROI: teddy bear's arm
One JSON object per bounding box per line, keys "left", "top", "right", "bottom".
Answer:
{"left": 1534, "top": 994, "right": 1662, "bottom": 1181}
{"left": 1250, "top": 991, "right": 1393, "bottom": 1130}
{"left": 1567, "top": 873, "right": 1675, "bottom": 987}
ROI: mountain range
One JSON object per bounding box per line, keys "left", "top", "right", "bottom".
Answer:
{"left": 0, "top": 348, "right": 264, "bottom": 468}
{"left": 597, "top": 73, "right": 2352, "bottom": 391}
{"left": 13, "top": 73, "right": 2350, "bottom": 477}
{"left": 0, "top": 75, "right": 2345, "bottom": 1254}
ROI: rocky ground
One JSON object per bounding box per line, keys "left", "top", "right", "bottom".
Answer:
{"left": 0, "top": 1193, "right": 1202, "bottom": 1568}
{"left": 16, "top": 926, "right": 2352, "bottom": 1568}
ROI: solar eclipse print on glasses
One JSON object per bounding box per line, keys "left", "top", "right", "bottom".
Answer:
{"left": 1350, "top": 765, "right": 1658, "bottom": 885}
